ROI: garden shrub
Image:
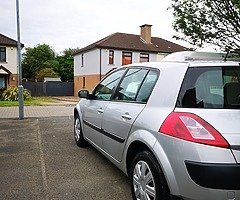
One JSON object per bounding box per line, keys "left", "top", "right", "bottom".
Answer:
{"left": 2, "top": 87, "right": 32, "bottom": 101}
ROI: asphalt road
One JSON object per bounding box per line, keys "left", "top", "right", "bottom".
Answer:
{"left": 0, "top": 116, "right": 131, "bottom": 200}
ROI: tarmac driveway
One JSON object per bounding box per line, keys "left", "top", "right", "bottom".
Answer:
{"left": 0, "top": 116, "right": 131, "bottom": 200}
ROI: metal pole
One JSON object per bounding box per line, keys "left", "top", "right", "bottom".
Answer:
{"left": 16, "top": 0, "right": 24, "bottom": 119}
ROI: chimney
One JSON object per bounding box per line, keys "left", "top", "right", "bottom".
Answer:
{"left": 140, "top": 24, "right": 152, "bottom": 44}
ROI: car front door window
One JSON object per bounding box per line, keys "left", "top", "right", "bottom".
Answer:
{"left": 94, "top": 69, "right": 125, "bottom": 100}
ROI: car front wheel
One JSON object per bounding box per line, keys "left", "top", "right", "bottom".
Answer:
{"left": 130, "top": 150, "right": 170, "bottom": 200}
{"left": 74, "top": 114, "right": 86, "bottom": 147}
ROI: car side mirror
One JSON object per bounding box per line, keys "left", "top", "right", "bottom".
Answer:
{"left": 78, "top": 90, "right": 89, "bottom": 98}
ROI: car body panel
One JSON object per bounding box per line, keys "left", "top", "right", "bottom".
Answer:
{"left": 140, "top": 62, "right": 189, "bottom": 108}
{"left": 174, "top": 108, "right": 240, "bottom": 163}
{"left": 81, "top": 99, "right": 110, "bottom": 148}
{"left": 74, "top": 52, "right": 240, "bottom": 200}
{"left": 232, "top": 150, "right": 240, "bottom": 163}
{"left": 102, "top": 101, "right": 145, "bottom": 162}
{"left": 156, "top": 133, "right": 237, "bottom": 199}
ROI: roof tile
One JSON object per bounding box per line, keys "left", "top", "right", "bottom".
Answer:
{"left": 0, "top": 33, "right": 24, "bottom": 47}
{"left": 74, "top": 32, "right": 187, "bottom": 55}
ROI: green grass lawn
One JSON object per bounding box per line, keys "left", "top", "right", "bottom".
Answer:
{"left": 0, "top": 97, "right": 59, "bottom": 107}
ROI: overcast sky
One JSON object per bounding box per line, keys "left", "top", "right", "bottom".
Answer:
{"left": 0, "top": 0, "right": 191, "bottom": 53}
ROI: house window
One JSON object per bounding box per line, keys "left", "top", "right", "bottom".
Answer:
{"left": 122, "top": 52, "right": 132, "bottom": 65}
{"left": 83, "top": 77, "right": 85, "bottom": 88}
{"left": 0, "top": 47, "right": 6, "bottom": 62}
{"left": 140, "top": 53, "right": 149, "bottom": 62}
{"left": 81, "top": 54, "right": 84, "bottom": 67}
{"left": 109, "top": 50, "right": 114, "bottom": 64}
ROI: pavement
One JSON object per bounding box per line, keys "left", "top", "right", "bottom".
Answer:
{"left": 0, "top": 105, "right": 74, "bottom": 118}
{"left": 0, "top": 96, "right": 79, "bottom": 119}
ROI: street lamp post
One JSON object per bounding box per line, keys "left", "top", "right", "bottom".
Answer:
{"left": 16, "top": 0, "right": 24, "bottom": 119}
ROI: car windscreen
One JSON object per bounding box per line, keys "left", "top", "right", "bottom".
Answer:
{"left": 176, "top": 66, "right": 240, "bottom": 109}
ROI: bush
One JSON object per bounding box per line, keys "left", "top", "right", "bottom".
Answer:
{"left": 35, "top": 68, "right": 59, "bottom": 81}
{"left": 1, "top": 87, "right": 32, "bottom": 101}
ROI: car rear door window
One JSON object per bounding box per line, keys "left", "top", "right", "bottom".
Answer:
{"left": 136, "top": 70, "right": 158, "bottom": 103}
{"left": 177, "top": 66, "right": 240, "bottom": 109}
{"left": 113, "top": 68, "right": 158, "bottom": 103}
{"left": 114, "top": 68, "right": 148, "bottom": 102}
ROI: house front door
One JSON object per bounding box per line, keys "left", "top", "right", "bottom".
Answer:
{"left": 0, "top": 76, "right": 6, "bottom": 89}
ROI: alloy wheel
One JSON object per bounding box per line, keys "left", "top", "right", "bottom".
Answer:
{"left": 133, "top": 160, "right": 156, "bottom": 200}
{"left": 74, "top": 117, "right": 81, "bottom": 141}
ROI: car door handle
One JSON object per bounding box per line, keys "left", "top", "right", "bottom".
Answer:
{"left": 121, "top": 114, "right": 132, "bottom": 120}
{"left": 97, "top": 108, "right": 104, "bottom": 114}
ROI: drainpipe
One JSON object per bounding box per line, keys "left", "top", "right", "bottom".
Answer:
{"left": 99, "top": 48, "right": 102, "bottom": 81}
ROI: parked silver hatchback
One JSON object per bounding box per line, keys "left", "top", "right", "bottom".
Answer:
{"left": 74, "top": 51, "right": 240, "bottom": 200}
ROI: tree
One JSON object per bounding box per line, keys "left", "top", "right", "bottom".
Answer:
{"left": 170, "top": 0, "right": 240, "bottom": 51}
{"left": 22, "top": 44, "right": 75, "bottom": 82}
{"left": 22, "top": 44, "right": 55, "bottom": 80}
{"left": 53, "top": 48, "right": 74, "bottom": 82}
{"left": 35, "top": 68, "right": 59, "bottom": 82}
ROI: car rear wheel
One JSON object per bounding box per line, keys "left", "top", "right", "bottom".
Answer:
{"left": 74, "top": 114, "right": 86, "bottom": 147}
{"left": 130, "top": 150, "right": 170, "bottom": 200}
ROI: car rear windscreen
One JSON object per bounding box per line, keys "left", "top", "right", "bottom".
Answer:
{"left": 177, "top": 66, "right": 240, "bottom": 109}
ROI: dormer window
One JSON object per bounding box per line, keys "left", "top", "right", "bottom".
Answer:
{"left": 0, "top": 47, "right": 6, "bottom": 62}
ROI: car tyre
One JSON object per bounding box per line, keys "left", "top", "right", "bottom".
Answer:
{"left": 130, "top": 150, "right": 170, "bottom": 200}
{"left": 74, "top": 114, "right": 86, "bottom": 147}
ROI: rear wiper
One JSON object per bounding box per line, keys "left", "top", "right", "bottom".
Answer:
{"left": 226, "top": 104, "right": 240, "bottom": 109}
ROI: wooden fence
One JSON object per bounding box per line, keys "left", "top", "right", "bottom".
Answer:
{"left": 23, "top": 82, "right": 74, "bottom": 96}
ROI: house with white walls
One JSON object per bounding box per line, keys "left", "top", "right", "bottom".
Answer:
{"left": 0, "top": 33, "right": 24, "bottom": 90}
{"left": 73, "top": 24, "right": 187, "bottom": 95}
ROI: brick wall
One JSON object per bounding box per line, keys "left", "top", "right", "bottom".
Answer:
{"left": 74, "top": 74, "right": 105, "bottom": 96}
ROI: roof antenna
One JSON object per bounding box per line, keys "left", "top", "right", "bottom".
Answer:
{"left": 224, "top": 51, "right": 229, "bottom": 62}
{"left": 224, "top": 48, "right": 230, "bottom": 62}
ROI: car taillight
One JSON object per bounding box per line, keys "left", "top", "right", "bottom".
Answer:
{"left": 159, "top": 112, "right": 229, "bottom": 148}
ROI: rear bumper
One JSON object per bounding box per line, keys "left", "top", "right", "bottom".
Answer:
{"left": 185, "top": 160, "right": 240, "bottom": 190}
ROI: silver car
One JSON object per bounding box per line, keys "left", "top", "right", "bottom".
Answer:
{"left": 74, "top": 51, "right": 240, "bottom": 200}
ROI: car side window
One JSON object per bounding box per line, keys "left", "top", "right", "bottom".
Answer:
{"left": 136, "top": 70, "right": 158, "bottom": 103}
{"left": 114, "top": 68, "right": 148, "bottom": 102}
{"left": 94, "top": 69, "right": 125, "bottom": 100}
{"left": 177, "top": 66, "right": 240, "bottom": 109}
